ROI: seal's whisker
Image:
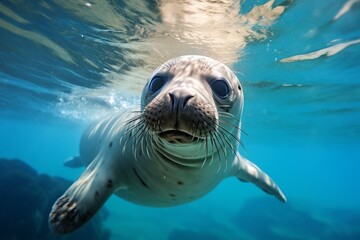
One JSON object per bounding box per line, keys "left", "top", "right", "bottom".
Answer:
{"left": 217, "top": 113, "right": 245, "bottom": 128}
{"left": 124, "top": 114, "right": 143, "bottom": 126}
{"left": 136, "top": 124, "right": 147, "bottom": 146}
{"left": 122, "top": 117, "right": 145, "bottom": 155}
{"left": 217, "top": 104, "right": 231, "bottom": 108}
{"left": 194, "top": 110, "right": 228, "bottom": 172}
{"left": 127, "top": 121, "right": 146, "bottom": 146}
{"left": 216, "top": 125, "right": 243, "bottom": 165}
{"left": 140, "top": 132, "right": 148, "bottom": 160}
{"left": 129, "top": 110, "right": 143, "bottom": 114}
{"left": 218, "top": 123, "right": 247, "bottom": 153}
{"left": 190, "top": 106, "right": 235, "bottom": 172}
{"left": 128, "top": 124, "right": 142, "bottom": 147}
{"left": 206, "top": 122, "right": 228, "bottom": 171}
{"left": 216, "top": 129, "right": 229, "bottom": 173}
{"left": 220, "top": 58, "right": 235, "bottom": 65}
{"left": 231, "top": 70, "right": 245, "bottom": 77}
{"left": 151, "top": 47, "right": 167, "bottom": 63}
{"left": 133, "top": 129, "right": 142, "bottom": 162}
{"left": 241, "top": 129, "right": 248, "bottom": 137}
{"left": 206, "top": 115, "right": 245, "bottom": 150}
{"left": 221, "top": 125, "right": 246, "bottom": 151}
{"left": 211, "top": 132, "right": 224, "bottom": 174}
{"left": 219, "top": 118, "right": 248, "bottom": 137}
{"left": 124, "top": 124, "right": 139, "bottom": 137}
{"left": 218, "top": 112, "right": 241, "bottom": 123}
{"left": 137, "top": 125, "right": 152, "bottom": 161}
{"left": 201, "top": 112, "right": 246, "bottom": 152}
{"left": 208, "top": 132, "right": 217, "bottom": 167}
{"left": 124, "top": 115, "right": 144, "bottom": 136}
{"left": 201, "top": 133, "right": 209, "bottom": 169}
{"left": 124, "top": 117, "right": 143, "bottom": 135}
{"left": 218, "top": 118, "right": 242, "bottom": 131}
{"left": 219, "top": 131, "right": 244, "bottom": 170}
{"left": 209, "top": 132, "right": 217, "bottom": 168}
{"left": 135, "top": 125, "right": 149, "bottom": 161}
{"left": 190, "top": 127, "right": 198, "bottom": 143}
{"left": 144, "top": 128, "right": 154, "bottom": 161}
{"left": 218, "top": 113, "right": 239, "bottom": 122}
{"left": 205, "top": 133, "right": 214, "bottom": 167}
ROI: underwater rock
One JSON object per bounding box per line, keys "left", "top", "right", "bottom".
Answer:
{"left": 233, "top": 197, "right": 360, "bottom": 240}
{"left": 0, "top": 158, "right": 110, "bottom": 240}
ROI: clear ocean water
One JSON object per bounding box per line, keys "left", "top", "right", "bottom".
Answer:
{"left": 1, "top": 0, "right": 360, "bottom": 239}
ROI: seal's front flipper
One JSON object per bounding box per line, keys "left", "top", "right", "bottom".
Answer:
{"left": 49, "top": 156, "right": 117, "bottom": 234}
{"left": 236, "top": 155, "right": 287, "bottom": 202}
{"left": 64, "top": 156, "right": 83, "bottom": 168}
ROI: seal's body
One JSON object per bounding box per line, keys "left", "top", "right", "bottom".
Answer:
{"left": 50, "top": 55, "right": 286, "bottom": 234}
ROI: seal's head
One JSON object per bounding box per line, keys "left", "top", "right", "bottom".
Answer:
{"left": 141, "top": 55, "right": 243, "bottom": 146}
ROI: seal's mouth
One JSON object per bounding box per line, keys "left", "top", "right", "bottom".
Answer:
{"left": 158, "top": 130, "right": 202, "bottom": 144}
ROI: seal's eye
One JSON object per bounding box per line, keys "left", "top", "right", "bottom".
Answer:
{"left": 149, "top": 76, "right": 166, "bottom": 94}
{"left": 211, "top": 80, "right": 230, "bottom": 99}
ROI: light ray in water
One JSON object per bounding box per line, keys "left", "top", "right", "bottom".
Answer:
{"left": 280, "top": 39, "right": 360, "bottom": 63}
{"left": 333, "top": 0, "right": 360, "bottom": 21}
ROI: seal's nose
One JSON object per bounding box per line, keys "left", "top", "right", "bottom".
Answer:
{"left": 169, "top": 90, "right": 195, "bottom": 110}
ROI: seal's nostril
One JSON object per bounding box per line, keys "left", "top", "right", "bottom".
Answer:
{"left": 182, "top": 95, "right": 194, "bottom": 108}
{"left": 169, "top": 92, "right": 176, "bottom": 109}
{"left": 168, "top": 91, "right": 194, "bottom": 109}
{"left": 169, "top": 92, "right": 175, "bottom": 104}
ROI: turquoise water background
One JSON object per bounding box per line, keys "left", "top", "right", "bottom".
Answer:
{"left": 1, "top": 0, "right": 360, "bottom": 239}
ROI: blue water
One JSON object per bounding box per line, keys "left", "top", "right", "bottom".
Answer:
{"left": 1, "top": 0, "right": 360, "bottom": 239}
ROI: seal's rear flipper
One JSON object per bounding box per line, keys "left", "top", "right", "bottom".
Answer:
{"left": 236, "top": 155, "right": 287, "bottom": 202}
{"left": 64, "top": 156, "right": 83, "bottom": 168}
{"left": 49, "top": 156, "right": 117, "bottom": 234}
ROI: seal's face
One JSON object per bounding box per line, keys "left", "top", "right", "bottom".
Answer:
{"left": 141, "top": 55, "right": 243, "bottom": 145}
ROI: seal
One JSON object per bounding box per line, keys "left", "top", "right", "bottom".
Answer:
{"left": 49, "top": 55, "right": 286, "bottom": 234}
